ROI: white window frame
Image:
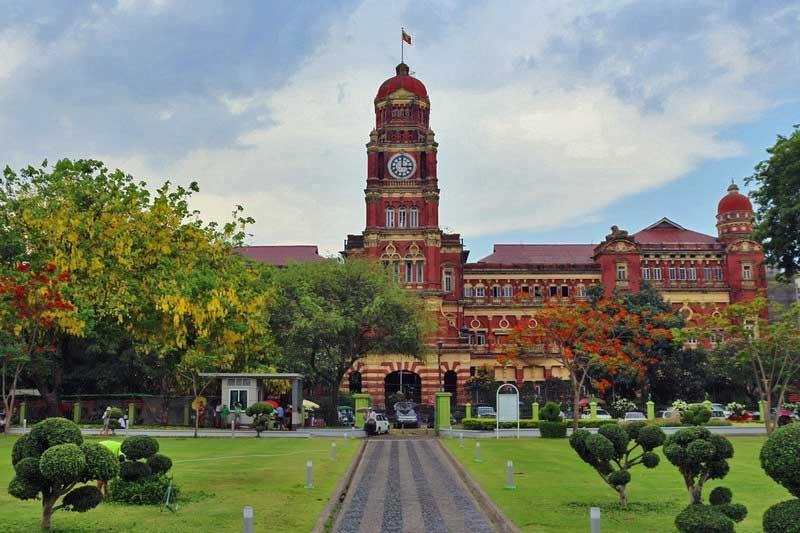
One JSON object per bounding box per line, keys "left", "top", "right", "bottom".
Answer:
{"left": 714, "top": 266, "right": 723, "bottom": 280}
{"left": 616, "top": 263, "right": 627, "bottom": 281}
{"left": 443, "top": 269, "right": 453, "bottom": 293}
{"left": 652, "top": 266, "right": 662, "bottom": 280}
{"left": 688, "top": 267, "right": 697, "bottom": 281}
{"left": 476, "top": 332, "right": 486, "bottom": 345}
{"left": 463, "top": 285, "right": 473, "bottom": 298}
{"left": 416, "top": 262, "right": 424, "bottom": 283}
{"left": 492, "top": 285, "right": 502, "bottom": 298}
{"left": 386, "top": 207, "right": 395, "bottom": 228}
{"left": 704, "top": 266, "right": 711, "bottom": 280}
{"left": 642, "top": 266, "right": 651, "bottom": 280}
{"left": 502, "top": 285, "right": 514, "bottom": 298}
{"left": 398, "top": 208, "right": 406, "bottom": 228}
{"left": 679, "top": 266, "right": 687, "bottom": 280}
{"left": 669, "top": 266, "right": 677, "bottom": 280}
{"left": 229, "top": 389, "right": 249, "bottom": 409}
{"left": 474, "top": 286, "right": 485, "bottom": 298}
{"left": 409, "top": 207, "right": 419, "bottom": 228}
{"left": 742, "top": 264, "right": 752, "bottom": 280}
{"left": 577, "top": 285, "right": 587, "bottom": 298}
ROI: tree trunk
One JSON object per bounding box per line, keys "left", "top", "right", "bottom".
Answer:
{"left": 572, "top": 374, "right": 581, "bottom": 432}
{"left": 688, "top": 485, "right": 702, "bottom": 505}
{"left": 764, "top": 390, "right": 774, "bottom": 434}
{"left": 42, "top": 494, "right": 57, "bottom": 529}
{"left": 617, "top": 485, "right": 628, "bottom": 507}
{"left": 331, "top": 385, "right": 340, "bottom": 425}
{"left": 43, "top": 391, "right": 61, "bottom": 418}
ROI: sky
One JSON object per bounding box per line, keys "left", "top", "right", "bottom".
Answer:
{"left": 1, "top": 0, "right": 799, "bottom": 260}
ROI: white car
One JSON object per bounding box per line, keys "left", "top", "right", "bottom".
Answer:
{"left": 580, "top": 408, "right": 612, "bottom": 420}
{"left": 622, "top": 411, "right": 647, "bottom": 422}
{"left": 373, "top": 413, "right": 390, "bottom": 435}
{"left": 711, "top": 403, "right": 733, "bottom": 418}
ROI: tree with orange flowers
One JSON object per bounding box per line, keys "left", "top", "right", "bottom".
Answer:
{"left": 508, "top": 298, "right": 671, "bottom": 430}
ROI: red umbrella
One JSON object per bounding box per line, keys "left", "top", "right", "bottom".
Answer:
{"left": 265, "top": 400, "right": 279, "bottom": 409}
{"left": 579, "top": 398, "right": 590, "bottom": 407}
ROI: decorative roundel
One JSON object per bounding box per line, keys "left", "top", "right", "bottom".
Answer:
{"left": 470, "top": 318, "right": 482, "bottom": 329}
{"left": 498, "top": 318, "right": 510, "bottom": 329}
{"left": 387, "top": 153, "right": 416, "bottom": 179}
{"left": 527, "top": 318, "right": 538, "bottom": 329}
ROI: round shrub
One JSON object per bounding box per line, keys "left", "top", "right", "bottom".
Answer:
{"left": 569, "top": 429, "right": 592, "bottom": 460}
{"left": 62, "top": 486, "right": 103, "bottom": 512}
{"left": 121, "top": 436, "right": 159, "bottom": 461}
{"left": 675, "top": 504, "right": 734, "bottom": 533}
{"left": 538, "top": 420, "right": 566, "bottom": 438}
{"left": 8, "top": 476, "right": 39, "bottom": 500}
{"left": 540, "top": 402, "right": 562, "bottom": 422}
{"left": 585, "top": 434, "right": 616, "bottom": 462}
{"left": 598, "top": 424, "right": 627, "bottom": 458}
{"left": 147, "top": 454, "right": 172, "bottom": 475}
{"left": 717, "top": 503, "right": 747, "bottom": 522}
{"left": 687, "top": 439, "right": 715, "bottom": 463}
{"left": 39, "top": 443, "right": 85, "bottom": 485}
{"left": 119, "top": 460, "right": 151, "bottom": 482}
{"left": 108, "top": 407, "right": 124, "bottom": 430}
{"left": 12, "top": 434, "right": 41, "bottom": 465}
{"left": 623, "top": 421, "right": 647, "bottom": 441}
{"left": 681, "top": 405, "right": 712, "bottom": 426}
{"left": 80, "top": 442, "right": 120, "bottom": 482}
{"left": 636, "top": 425, "right": 666, "bottom": 451}
{"left": 709, "top": 486, "right": 732, "bottom": 505}
{"left": 108, "top": 474, "right": 178, "bottom": 505}
{"left": 664, "top": 443, "right": 687, "bottom": 465}
{"left": 708, "top": 434, "right": 734, "bottom": 460}
{"left": 14, "top": 457, "right": 46, "bottom": 489}
{"left": 245, "top": 402, "right": 274, "bottom": 417}
{"left": 642, "top": 451, "right": 660, "bottom": 468}
{"left": 760, "top": 423, "right": 800, "bottom": 497}
{"left": 706, "top": 460, "right": 730, "bottom": 480}
{"left": 763, "top": 498, "right": 800, "bottom": 533}
{"left": 29, "top": 417, "right": 83, "bottom": 450}
{"left": 607, "top": 469, "right": 631, "bottom": 487}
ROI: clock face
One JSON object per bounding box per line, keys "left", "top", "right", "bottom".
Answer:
{"left": 387, "top": 153, "right": 416, "bottom": 179}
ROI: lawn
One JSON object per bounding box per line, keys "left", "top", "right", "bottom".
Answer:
{"left": 443, "top": 436, "right": 790, "bottom": 532}
{"left": 0, "top": 434, "right": 359, "bottom": 532}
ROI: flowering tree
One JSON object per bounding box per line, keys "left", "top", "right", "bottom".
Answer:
{"left": 0, "top": 263, "right": 83, "bottom": 426}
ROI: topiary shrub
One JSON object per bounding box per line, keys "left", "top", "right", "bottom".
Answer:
{"left": 540, "top": 402, "right": 563, "bottom": 422}
{"left": 245, "top": 402, "right": 275, "bottom": 437}
{"left": 675, "top": 504, "right": 735, "bottom": 533}
{"left": 539, "top": 421, "right": 567, "bottom": 439}
{"left": 121, "top": 435, "right": 158, "bottom": 461}
{"left": 108, "top": 407, "right": 124, "bottom": 431}
{"left": 763, "top": 499, "right": 800, "bottom": 533}
{"left": 681, "top": 404, "right": 712, "bottom": 426}
{"left": 108, "top": 473, "right": 177, "bottom": 505}
{"left": 147, "top": 454, "right": 173, "bottom": 475}
{"left": 570, "top": 422, "right": 665, "bottom": 505}
{"left": 120, "top": 460, "right": 152, "bottom": 482}
{"left": 7, "top": 417, "right": 110, "bottom": 529}
{"left": 80, "top": 442, "right": 119, "bottom": 483}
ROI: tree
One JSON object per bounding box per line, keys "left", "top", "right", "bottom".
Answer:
{"left": 746, "top": 125, "right": 800, "bottom": 278}
{"left": 245, "top": 402, "right": 275, "bottom": 436}
{"left": 570, "top": 422, "right": 665, "bottom": 506}
{"left": 9, "top": 417, "right": 118, "bottom": 529}
{"left": 463, "top": 365, "right": 496, "bottom": 405}
{"left": 760, "top": 424, "right": 800, "bottom": 533}
{"left": 269, "top": 259, "right": 433, "bottom": 410}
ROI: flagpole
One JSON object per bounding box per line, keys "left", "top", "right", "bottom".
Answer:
{"left": 401, "top": 27, "right": 404, "bottom": 63}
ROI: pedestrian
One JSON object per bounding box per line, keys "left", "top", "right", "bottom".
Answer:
{"left": 286, "top": 405, "right": 292, "bottom": 431}
{"left": 214, "top": 402, "right": 222, "bottom": 428}
{"left": 365, "top": 408, "right": 377, "bottom": 437}
{"left": 276, "top": 404, "right": 284, "bottom": 430}
{"left": 102, "top": 406, "right": 112, "bottom": 436}
{"left": 97, "top": 440, "right": 126, "bottom": 497}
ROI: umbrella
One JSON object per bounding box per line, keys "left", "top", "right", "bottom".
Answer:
{"left": 264, "top": 399, "right": 279, "bottom": 409}
{"left": 355, "top": 407, "right": 371, "bottom": 413}
{"left": 303, "top": 399, "right": 320, "bottom": 410}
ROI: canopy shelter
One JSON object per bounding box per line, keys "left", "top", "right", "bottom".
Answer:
{"left": 199, "top": 373, "right": 304, "bottom": 428}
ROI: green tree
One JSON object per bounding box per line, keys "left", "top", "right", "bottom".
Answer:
{"left": 746, "top": 125, "right": 800, "bottom": 277}
{"left": 269, "top": 259, "right": 432, "bottom": 410}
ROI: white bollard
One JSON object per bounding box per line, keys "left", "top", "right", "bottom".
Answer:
{"left": 305, "top": 460, "right": 314, "bottom": 489}
{"left": 23, "top": 419, "right": 27, "bottom": 430}
{"left": 590, "top": 507, "right": 601, "bottom": 533}
{"left": 331, "top": 442, "right": 337, "bottom": 461}
{"left": 459, "top": 432, "right": 464, "bottom": 448}
{"left": 231, "top": 418, "right": 235, "bottom": 437}
{"left": 506, "top": 460, "right": 515, "bottom": 489}
{"left": 344, "top": 432, "right": 348, "bottom": 440}
{"left": 475, "top": 441, "right": 481, "bottom": 462}
{"left": 243, "top": 506, "right": 254, "bottom": 533}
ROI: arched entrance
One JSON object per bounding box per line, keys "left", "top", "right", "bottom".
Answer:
{"left": 443, "top": 370, "right": 458, "bottom": 405}
{"left": 384, "top": 370, "right": 422, "bottom": 406}
{"left": 348, "top": 371, "right": 362, "bottom": 394}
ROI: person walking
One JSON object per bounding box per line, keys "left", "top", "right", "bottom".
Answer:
{"left": 101, "top": 406, "right": 112, "bottom": 437}
{"left": 275, "top": 404, "right": 284, "bottom": 430}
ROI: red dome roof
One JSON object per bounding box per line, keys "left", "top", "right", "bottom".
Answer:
{"left": 717, "top": 183, "right": 753, "bottom": 213}
{"left": 376, "top": 63, "right": 428, "bottom": 100}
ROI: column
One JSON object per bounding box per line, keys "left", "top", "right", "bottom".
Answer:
{"left": 435, "top": 392, "right": 452, "bottom": 433}
{"left": 646, "top": 401, "right": 655, "bottom": 421}
{"left": 353, "top": 393, "right": 371, "bottom": 428}
{"left": 292, "top": 378, "right": 303, "bottom": 429}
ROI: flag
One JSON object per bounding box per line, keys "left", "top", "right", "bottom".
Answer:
{"left": 402, "top": 29, "right": 412, "bottom": 45}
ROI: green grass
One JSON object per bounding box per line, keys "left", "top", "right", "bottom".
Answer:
{"left": 443, "top": 436, "right": 791, "bottom": 532}
{"left": 0, "top": 434, "right": 359, "bottom": 532}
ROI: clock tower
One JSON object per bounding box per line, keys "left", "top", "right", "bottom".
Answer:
{"left": 344, "top": 63, "right": 466, "bottom": 299}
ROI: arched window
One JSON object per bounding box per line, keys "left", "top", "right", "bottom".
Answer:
{"left": 409, "top": 207, "right": 419, "bottom": 227}
{"left": 349, "top": 371, "right": 362, "bottom": 394}
{"left": 398, "top": 208, "right": 406, "bottom": 228}
{"left": 386, "top": 207, "right": 395, "bottom": 228}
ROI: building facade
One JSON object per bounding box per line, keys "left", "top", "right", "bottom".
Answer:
{"left": 247, "top": 63, "right": 768, "bottom": 408}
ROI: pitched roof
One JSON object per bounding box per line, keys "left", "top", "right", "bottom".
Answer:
{"left": 633, "top": 218, "right": 718, "bottom": 245}
{"left": 234, "top": 245, "right": 325, "bottom": 267}
{"left": 477, "top": 244, "right": 596, "bottom": 265}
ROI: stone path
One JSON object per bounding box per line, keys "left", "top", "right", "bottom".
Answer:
{"left": 333, "top": 439, "right": 495, "bottom": 533}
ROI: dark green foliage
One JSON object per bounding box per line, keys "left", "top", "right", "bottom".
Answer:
{"left": 681, "top": 405, "right": 712, "bottom": 426}
{"left": 585, "top": 433, "right": 615, "bottom": 461}
{"left": 540, "top": 402, "right": 562, "bottom": 422}
{"left": 607, "top": 469, "right": 631, "bottom": 487}
{"left": 675, "top": 504, "right": 734, "bottom": 533}
{"left": 763, "top": 499, "right": 800, "bottom": 533}
{"left": 29, "top": 417, "right": 83, "bottom": 451}
{"left": 717, "top": 503, "right": 747, "bottom": 522}
{"left": 709, "top": 486, "right": 732, "bottom": 505}
{"left": 12, "top": 434, "right": 40, "bottom": 465}
{"left": 598, "top": 424, "right": 627, "bottom": 457}
{"left": 760, "top": 423, "right": 800, "bottom": 497}
{"left": 8, "top": 477, "right": 39, "bottom": 500}
{"left": 636, "top": 426, "right": 666, "bottom": 451}
{"left": 108, "top": 408, "right": 124, "bottom": 430}
{"left": 687, "top": 439, "right": 715, "bottom": 463}
{"left": 80, "top": 442, "right": 119, "bottom": 482}
{"left": 62, "top": 486, "right": 103, "bottom": 512}
{"left": 120, "top": 460, "right": 151, "bottom": 482}
{"left": 538, "top": 421, "right": 567, "bottom": 438}
{"left": 14, "top": 457, "right": 46, "bottom": 490}
{"left": 39, "top": 444, "right": 85, "bottom": 485}
{"left": 245, "top": 402, "right": 275, "bottom": 436}
{"left": 121, "top": 435, "right": 159, "bottom": 460}
{"left": 461, "top": 418, "right": 616, "bottom": 430}
{"left": 147, "top": 454, "right": 173, "bottom": 475}
{"left": 108, "top": 474, "right": 177, "bottom": 505}
{"left": 642, "top": 452, "right": 659, "bottom": 468}
{"left": 664, "top": 427, "right": 738, "bottom": 504}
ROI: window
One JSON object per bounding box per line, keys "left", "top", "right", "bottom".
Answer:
{"left": 502, "top": 285, "right": 514, "bottom": 298}
{"left": 409, "top": 207, "right": 419, "bottom": 228}
{"left": 577, "top": 285, "right": 587, "bottom": 298}
{"left": 416, "top": 262, "right": 424, "bottom": 283}
{"left": 652, "top": 266, "right": 662, "bottom": 280}
{"left": 642, "top": 266, "right": 650, "bottom": 280}
{"left": 669, "top": 266, "right": 677, "bottom": 280}
{"left": 386, "top": 207, "right": 395, "bottom": 228}
{"left": 476, "top": 332, "right": 486, "bottom": 345}
{"left": 561, "top": 285, "right": 569, "bottom": 298}
{"left": 704, "top": 266, "right": 711, "bottom": 280}
{"left": 549, "top": 285, "right": 558, "bottom": 297}
{"left": 463, "top": 285, "right": 473, "bottom": 298}
{"left": 688, "top": 267, "right": 697, "bottom": 281}
{"left": 492, "top": 285, "right": 501, "bottom": 298}
{"left": 229, "top": 389, "right": 248, "bottom": 410}
{"left": 533, "top": 285, "right": 542, "bottom": 298}
{"left": 443, "top": 270, "right": 453, "bottom": 293}
{"left": 398, "top": 208, "right": 406, "bottom": 228}
{"left": 714, "top": 266, "right": 724, "bottom": 280}
{"left": 742, "top": 264, "right": 752, "bottom": 280}
{"left": 616, "top": 263, "right": 627, "bottom": 280}
{"left": 475, "top": 286, "right": 485, "bottom": 298}
{"left": 679, "top": 266, "right": 687, "bottom": 280}
{"left": 405, "top": 261, "right": 413, "bottom": 283}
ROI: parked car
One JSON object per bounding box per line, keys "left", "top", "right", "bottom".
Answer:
{"left": 394, "top": 401, "right": 419, "bottom": 428}
{"left": 710, "top": 409, "right": 727, "bottom": 419}
{"left": 580, "top": 408, "right": 612, "bottom": 420}
{"left": 711, "top": 403, "right": 733, "bottom": 418}
{"left": 622, "top": 411, "right": 647, "bottom": 422}
{"left": 374, "top": 413, "right": 390, "bottom": 434}
{"left": 476, "top": 406, "right": 496, "bottom": 419}
{"left": 661, "top": 410, "right": 678, "bottom": 419}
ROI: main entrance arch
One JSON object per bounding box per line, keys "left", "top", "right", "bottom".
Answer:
{"left": 384, "top": 370, "right": 422, "bottom": 406}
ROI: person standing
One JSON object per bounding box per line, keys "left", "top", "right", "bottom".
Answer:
{"left": 97, "top": 440, "right": 125, "bottom": 497}
{"left": 275, "top": 404, "right": 284, "bottom": 430}
{"left": 101, "top": 406, "right": 112, "bottom": 436}
{"left": 286, "top": 405, "right": 292, "bottom": 431}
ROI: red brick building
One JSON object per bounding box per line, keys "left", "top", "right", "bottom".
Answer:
{"left": 247, "top": 63, "right": 767, "bottom": 408}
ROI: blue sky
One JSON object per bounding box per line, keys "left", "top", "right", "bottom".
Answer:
{"left": 1, "top": 0, "right": 799, "bottom": 259}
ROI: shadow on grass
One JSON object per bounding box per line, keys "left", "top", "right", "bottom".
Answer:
{"left": 563, "top": 500, "right": 679, "bottom": 522}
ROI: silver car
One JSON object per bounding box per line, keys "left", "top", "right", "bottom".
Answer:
{"left": 622, "top": 411, "right": 647, "bottom": 421}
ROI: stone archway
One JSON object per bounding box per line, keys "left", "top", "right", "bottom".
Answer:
{"left": 443, "top": 370, "right": 458, "bottom": 405}
{"left": 384, "top": 370, "right": 422, "bottom": 406}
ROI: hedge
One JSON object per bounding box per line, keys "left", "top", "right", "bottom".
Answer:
{"left": 460, "top": 418, "right": 620, "bottom": 431}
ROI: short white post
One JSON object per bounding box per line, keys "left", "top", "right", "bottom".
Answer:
{"left": 305, "top": 460, "right": 314, "bottom": 489}
{"left": 344, "top": 432, "right": 348, "bottom": 440}
{"left": 506, "top": 460, "right": 515, "bottom": 489}
{"left": 243, "top": 506, "right": 254, "bottom": 533}
{"left": 331, "top": 442, "right": 337, "bottom": 461}
{"left": 590, "top": 507, "right": 601, "bottom": 533}
{"left": 23, "top": 419, "right": 27, "bottom": 430}
{"left": 459, "top": 432, "right": 464, "bottom": 448}
{"left": 475, "top": 441, "right": 481, "bottom": 462}
{"left": 231, "top": 418, "right": 235, "bottom": 437}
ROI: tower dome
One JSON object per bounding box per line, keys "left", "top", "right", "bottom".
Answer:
{"left": 375, "top": 63, "right": 428, "bottom": 101}
{"left": 717, "top": 182, "right": 753, "bottom": 214}
{"left": 716, "top": 181, "right": 754, "bottom": 242}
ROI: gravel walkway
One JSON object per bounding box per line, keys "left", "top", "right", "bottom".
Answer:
{"left": 334, "top": 439, "right": 494, "bottom": 533}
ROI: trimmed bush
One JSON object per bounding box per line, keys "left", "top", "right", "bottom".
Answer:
{"left": 675, "top": 504, "right": 734, "bottom": 533}
{"left": 14, "top": 457, "right": 46, "bottom": 490}
{"left": 664, "top": 427, "right": 737, "bottom": 505}
{"left": 80, "top": 442, "right": 119, "bottom": 482}
{"left": 120, "top": 460, "right": 151, "bottom": 482}
{"left": 108, "top": 474, "right": 177, "bottom": 505}
{"left": 763, "top": 499, "right": 800, "bottom": 533}
{"left": 8, "top": 477, "right": 39, "bottom": 500}
{"left": 681, "top": 404, "right": 712, "bottom": 426}
{"left": 121, "top": 435, "right": 159, "bottom": 461}
{"left": 709, "top": 486, "right": 732, "bottom": 505}
{"left": 29, "top": 417, "right": 83, "bottom": 450}
{"left": 12, "top": 434, "right": 40, "bottom": 465}
{"left": 147, "top": 454, "right": 173, "bottom": 475}
{"left": 62, "top": 486, "right": 103, "bottom": 512}
{"left": 540, "top": 402, "right": 563, "bottom": 422}
{"left": 108, "top": 407, "right": 124, "bottom": 430}
{"left": 245, "top": 402, "right": 275, "bottom": 436}
{"left": 760, "top": 423, "right": 800, "bottom": 498}
{"left": 40, "top": 444, "right": 86, "bottom": 485}
{"left": 539, "top": 421, "right": 567, "bottom": 438}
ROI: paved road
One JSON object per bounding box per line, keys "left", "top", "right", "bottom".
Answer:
{"left": 334, "top": 439, "right": 495, "bottom": 533}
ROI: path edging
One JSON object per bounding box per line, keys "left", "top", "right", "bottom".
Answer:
{"left": 312, "top": 439, "right": 367, "bottom": 533}
{"left": 436, "top": 439, "right": 521, "bottom": 533}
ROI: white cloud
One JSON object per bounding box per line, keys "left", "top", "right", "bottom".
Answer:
{"left": 0, "top": 29, "right": 37, "bottom": 83}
